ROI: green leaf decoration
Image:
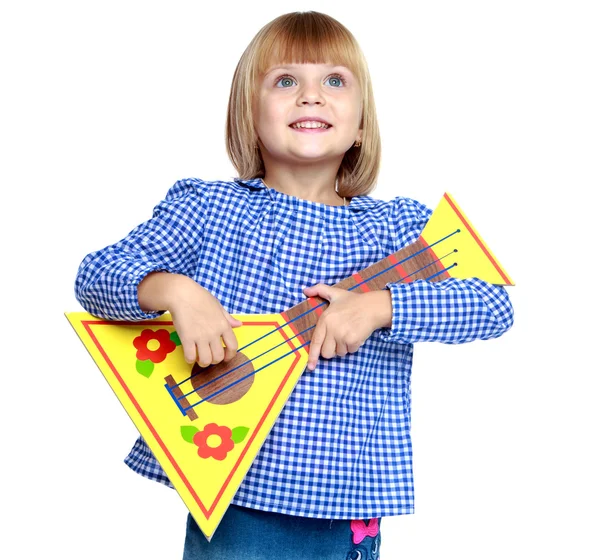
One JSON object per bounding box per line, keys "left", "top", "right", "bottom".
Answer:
{"left": 136, "top": 359, "right": 154, "bottom": 377}
{"left": 181, "top": 426, "right": 199, "bottom": 443}
{"left": 231, "top": 426, "right": 249, "bottom": 444}
{"left": 170, "top": 331, "right": 181, "bottom": 346}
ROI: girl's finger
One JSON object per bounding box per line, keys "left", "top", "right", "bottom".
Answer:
{"left": 308, "top": 323, "right": 326, "bottom": 370}
{"left": 222, "top": 328, "right": 239, "bottom": 361}
{"left": 336, "top": 341, "right": 348, "bottom": 357}
{"left": 221, "top": 306, "right": 243, "bottom": 327}
{"left": 320, "top": 332, "right": 337, "bottom": 359}
{"left": 196, "top": 341, "right": 212, "bottom": 368}
{"left": 209, "top": 339, "right": 225, "bottom": 364}
{"left": 347, "top": 343, "right": 362, "bottom": 354}
{"left": 182, "top": 339, "right": 198, "bottom": 364}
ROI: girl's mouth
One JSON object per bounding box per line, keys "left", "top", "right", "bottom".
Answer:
{"left": 290, "top": 121, "right": 332, "bottom": 132}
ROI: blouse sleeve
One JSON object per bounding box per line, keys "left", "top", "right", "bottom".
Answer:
{"left": 376, "top": 196, "right": 515, "bottom": 345}
{"left": 74, "top": 178, "right": 211, "bottom": 321}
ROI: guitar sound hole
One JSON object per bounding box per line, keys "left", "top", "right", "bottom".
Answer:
{"left": 190, "top": 352, "right": 254, "bottom": 405}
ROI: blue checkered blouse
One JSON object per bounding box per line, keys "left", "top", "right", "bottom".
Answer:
{"left": 75, "top": 177, "right": 514, "bottom": 519}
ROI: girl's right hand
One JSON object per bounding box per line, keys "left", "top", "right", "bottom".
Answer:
{"left": 138, "top": 272, "right": 242, "bottom": 367}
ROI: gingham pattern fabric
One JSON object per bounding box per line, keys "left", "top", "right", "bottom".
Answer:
{"left": 75, "top": 177, "right": 514, "bottom": 519}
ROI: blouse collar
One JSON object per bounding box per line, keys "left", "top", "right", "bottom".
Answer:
{"left": 232, "top": 177, "right": 380, "bottom": 211}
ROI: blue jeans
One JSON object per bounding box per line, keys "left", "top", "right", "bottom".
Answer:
{"left": 182, "top": 504, "right": 382, "bottom": 560}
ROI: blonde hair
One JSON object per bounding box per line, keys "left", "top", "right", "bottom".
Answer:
{"left": 225, "top": 11, "right": 381, "bottom": 198}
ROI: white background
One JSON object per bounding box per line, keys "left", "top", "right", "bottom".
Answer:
{"left": 1, "top": 1, "right": 599, "bottom": 558}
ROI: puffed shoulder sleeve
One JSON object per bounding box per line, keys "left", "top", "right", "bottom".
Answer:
{"left": 376, "top": 196, "right": 514, "bottom": 345}
{"left": 74, "top": 178, "right": 211, "bottom": 320}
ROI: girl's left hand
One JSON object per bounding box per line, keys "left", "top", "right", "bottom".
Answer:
{"left": 302, "top": 283, "right": 392, "bottom": 371}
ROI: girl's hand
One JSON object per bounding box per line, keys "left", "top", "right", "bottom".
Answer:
{"left": 302, "top": 284, "right": 392, "bottom": 371}
{"left": 138, "top": 272, "right": 242, "bottom": 367}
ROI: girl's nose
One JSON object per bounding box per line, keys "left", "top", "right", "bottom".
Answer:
{"left": 297, "top": 82, "right": 325, "bottom": 106}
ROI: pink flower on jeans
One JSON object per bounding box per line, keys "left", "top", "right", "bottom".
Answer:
{"left": 350, "top": 518, "right": 379, "bottom": 544}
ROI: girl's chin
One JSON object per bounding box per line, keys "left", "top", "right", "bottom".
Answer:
{"left": 262, "top": 142, "right": 349, "bottom": 162}
{"left": 288, "top": 149, "right": 342, "bottom": 161}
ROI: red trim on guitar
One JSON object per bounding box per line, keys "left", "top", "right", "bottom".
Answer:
{"left": 281, "top": 311, "right": 306, "bottom": 347}
{"left": 83, "top": 318, "right": 302, "bottom": 520}
{"left": 387, "top": 254, "right": 412, "bottom": 283}
{"left": 443, "top": 193, "right": 512, "bottom": 285}
{"left": 307, "top": 297, "right": 324, "bottom": 316}
{"left": 352, "top": 272, "right": 371, "bottom": 292}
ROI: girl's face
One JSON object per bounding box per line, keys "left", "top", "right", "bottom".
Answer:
{"left": 254, "top": 63, "right": 363, "bottom": 170}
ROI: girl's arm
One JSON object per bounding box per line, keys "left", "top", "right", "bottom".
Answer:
{"left": 74, "top": 179, "right": 209, "bottom": 321}
{"left": 137, "top": 271, "right": 242, "bottom": 365}
{"left": 75, "top": 179, "right": 242, "bottom": 366}
{"left": 375, "top": 196, "right": 514, "bottom": 345}
{"left": 301, "top": 278, "right": 512, "bottom": 371}
{"left": 376, "top": 277, "right": 514, "bottom": 345}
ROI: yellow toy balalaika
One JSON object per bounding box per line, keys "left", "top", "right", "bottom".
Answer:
{"left": 66, "top": 193, "right": 513, "bottom": 541}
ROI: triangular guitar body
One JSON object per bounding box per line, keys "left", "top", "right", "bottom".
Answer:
{"left": 66, "top": 312, "right": 309, "bottom": 540}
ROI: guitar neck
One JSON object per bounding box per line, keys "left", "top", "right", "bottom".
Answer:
{"left": 281, "top": 236, "right": 447, "bottom": 344}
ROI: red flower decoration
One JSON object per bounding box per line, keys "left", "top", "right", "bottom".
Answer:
{"left": 133, "top": 329, "right": 176, "bottom": 363}
{"left": 193, "top": 423, "right": 235, "bottom": 461}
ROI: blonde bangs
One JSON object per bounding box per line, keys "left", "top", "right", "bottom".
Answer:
{"left": 253, "top": 15, "right": 365, "bottom": 88}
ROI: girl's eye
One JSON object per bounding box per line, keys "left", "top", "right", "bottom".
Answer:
{"left": 274, "top": 73, "right": 347, "bottom": 88}
{"left": 276, "top": 75, "right": 296, "bottom": 88}
{"left": 325, "top": 74, "right": 347, "bottom": 87}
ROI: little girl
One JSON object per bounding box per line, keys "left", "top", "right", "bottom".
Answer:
{"left": 75, "top": 10, "right": 514, "bottom": 560}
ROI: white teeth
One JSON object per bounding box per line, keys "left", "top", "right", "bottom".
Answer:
{"left": 291, "top": 121, "right": 330, "bottom": 129}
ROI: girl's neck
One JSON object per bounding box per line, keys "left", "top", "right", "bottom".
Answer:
{"left": 261, "top": 169, "right": 346, "bottom": 206}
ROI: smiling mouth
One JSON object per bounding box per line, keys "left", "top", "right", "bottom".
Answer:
{"left": 290, "top": 121, "right": 332, "bottom": 130}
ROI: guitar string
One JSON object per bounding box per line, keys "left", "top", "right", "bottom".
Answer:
{"left": 170, "top": 229, "right": 460, "bottom": 395}
{"left": 170, "top": 237, "right": 460, "bottom": 414}
{"left": 168, "top": 233, "right": 460, "bottom": 413}
{"left": 178, "top": 260, "right": 458, "bottom": 412}
{"left": 235, "top": 229, "right": 459, "bottom": 357}
{"left": 176, "top": 250, "right": 457, "bottom": 403}
{"left": 176, "top": 260, "right": 458, "bottom": 415}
